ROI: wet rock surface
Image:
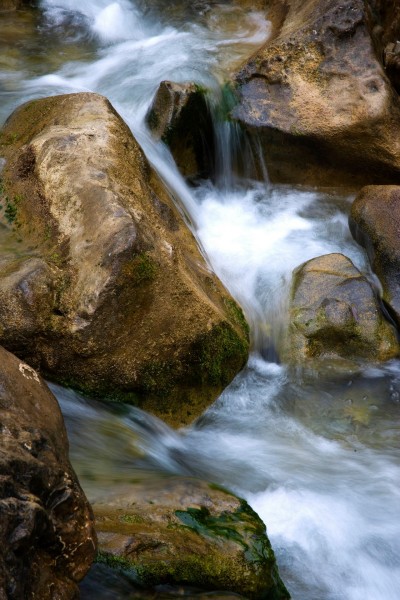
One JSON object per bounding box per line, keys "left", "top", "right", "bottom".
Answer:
{"left": 0, "top": 345, "right": 96, "bottom": 599}
{"left": 0, "top": 92, "right": 249, "bottom": 428}
{"left": 92, "top": 476, "right": 289, "bottom": 600}
{"left": 232, "top": 0, "right": 400, "bottom": 186}
{"left": 350, "top": 185, "right": 400, "bottom": 326}
{"left": 282, "top": 253, "right": 398, "bottom": 365}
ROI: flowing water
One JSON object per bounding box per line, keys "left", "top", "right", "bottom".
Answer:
{"left": 1, "top": 2, "right": 400, "bottom": 599}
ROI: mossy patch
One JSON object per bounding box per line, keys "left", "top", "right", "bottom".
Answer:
{"left": 224, "top": 297, "right": 250, "bottom": 339}
{"left": 190, "top": 321, "right": 248, "bottom": 387}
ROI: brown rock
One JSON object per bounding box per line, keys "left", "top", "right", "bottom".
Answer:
{"left": 0, "top": 345, "right": 96, "bottom": 599}
{"left": 368, "top": 0, "right": 400, "bottom": 93}
{"left": 0, "top": 0, "right": 35, "bottom": 10}
{"left": 93, "top": 476, "right": 289, "bottom": 600}
{"left": 0, "top": 93, "right": 249, "bottom": 427}
{"left": 232, "top": 0, "right": 400, "bottom": 186}
{"left": 147, "top": 81, "right": 214, "bottom": 181}
{"left": 282, "top": 253, "right": 398, "bottom": 365}
{"left": 350, "top": 185, "right": 400, "bottom": 326}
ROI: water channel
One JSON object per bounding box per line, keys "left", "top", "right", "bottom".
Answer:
{"left": 1, "top": 2, "right": 400, "bottom": 598}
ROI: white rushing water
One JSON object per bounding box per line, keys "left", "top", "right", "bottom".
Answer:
{"left": 2, "top": 2, "right": 400, "bottom": 599}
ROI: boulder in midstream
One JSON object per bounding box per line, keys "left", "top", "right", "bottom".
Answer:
{"left": 147, "top": 80, "right": 214, "bottom": 181}
{"left": 0, "top": 92, "right": 249, "bottom": 428}
{"left": 282, "top": 253, "right": 398, "bottom": 367}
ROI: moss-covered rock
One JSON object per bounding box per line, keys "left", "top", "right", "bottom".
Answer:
{"left": 350, "top": 185, "right": 400, "bottom": 326}
{"left": 232, "top": 0, "right": 400, "bottom": 186}
{"left": 93, "top": 476, "right": 289, "bottom": 599}
{"left": 282, "top": 253, "right": 398, "bottom": 366}
{"left": 0, "top": 346, "right": 96, "bottom": 599}
{"left": 0, "top": 93, "right": 249, "bottom": 427}
{"left": 147, "top": 81, "right": 214, "bottom": 181}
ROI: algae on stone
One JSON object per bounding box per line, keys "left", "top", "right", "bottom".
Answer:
{"left": 93, "top": 476, "right": 290, "bottom": 599}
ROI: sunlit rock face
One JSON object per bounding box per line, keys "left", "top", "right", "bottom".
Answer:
{"left": 0, "top": 346, "right": 96, "bottom": 599}
{"left": 232, "top": 0, "right": 400, "bottom": 186}
{"left": 282, "top": 253, "right": 398, "bottom": 367}
{"left": 0, "top": 92, "right": 249, "bottom": 427}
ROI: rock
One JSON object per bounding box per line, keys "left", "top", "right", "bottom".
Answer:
{"left": 368, "top": 0, "right": 400, "bottom": 93}
{"left": 93, "top": 476, "right": 290, "bottom": 600}
{"left": 349, "top": 185, "right": 400, "bottom": 326}
{"left": 0, "top": 93, "right": 249, "bottom": 427}
{"left": 282, "top": 253, "right": 398, "bottom": 365}
{"left": 0, "top": 345, "right": 96, "bottom": 599}
{"left": 232, "top": 0, "right": 400, "bottom": 186}
{"left": 0, "top": 0, "right": 35, "bottom": 10}
{"left": 147, "top": 81, "right": 214, "bottom": 181}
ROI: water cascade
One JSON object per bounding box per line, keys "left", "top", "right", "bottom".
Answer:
{"left": 1, "top": 2, "right": 400, "bottom": 599}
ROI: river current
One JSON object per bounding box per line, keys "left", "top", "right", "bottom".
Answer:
{"left": 1, "top": 2, "right": 400, "bottom": 599}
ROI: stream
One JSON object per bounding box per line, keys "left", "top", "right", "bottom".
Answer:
{"left": 1, "top": 2, "right": 400, "bottom": 599}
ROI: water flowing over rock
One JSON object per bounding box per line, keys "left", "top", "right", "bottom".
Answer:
{"left": 0, "top": 92, "right": 249, "bottom": 427}
{"left": 0, "top": 346, "right": 96, "bottom": 599}
{"left": 350, "top": 185, "right": 400, "bottom": 327}
{"left": 282, "top": 253, "right": 398, "bottom": 366}
{"left": 92, "top": 476, "right": 290, "bottom": 599}
{"left": 232, "top": 0, "right": 400, "bottom": 186}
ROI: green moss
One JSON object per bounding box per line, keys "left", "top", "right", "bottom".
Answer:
{"left": 120, "top": 514, "right": 145, "bottom": 524}
{"left": 191, "top": 322, "right": 248, "bottom": 387}
{"left": 139, "top": 360, "right": 173, "bottom": 397}
{"left": 224, "top": 297, "right": 250, "bottom": 339}
{"left": 135, "top": 252, "right": 157, "bottom": 282}
{"left": 96, "top": 551, "right": 138, "bottom": 577}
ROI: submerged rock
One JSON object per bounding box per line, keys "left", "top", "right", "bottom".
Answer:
{"left": 282, "top": 253, "right": 398, "bottom": 365}
{"left": 93, "top": 476, "right": 290, "bottom": 599}
{"left": 232, "top": 0, "right": 400, "bottom": 186}
{"left": 0, "top": 92, "right": 249, "bottom": 427}
{"left": 0, "top": 345, "right": 96, "bottom": 599}
{"left": 147, "top": 81, "right": 214, "bottom": 181}
{"left": 350, "top": 185, "right": 400, "bottom": 326}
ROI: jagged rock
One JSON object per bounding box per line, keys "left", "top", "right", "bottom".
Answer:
{"left": 0, "top": 92, "right": 249, "bottom": 427}
{"left": 93, "top": 476, "right": 289, "bottom": 600}
{"left": 282, "top": 253, "right": 398, "bottom": 365}
{"left": 0, "top": 345, "right": 96, "bottom": 599}
{"left": 232, "top": 0, "right": 400, "bottom": 186}
{"left": 147, "top": 81, "right": 214, "bottom": 180}
{"left": 350, "top": 185, "right": 400, "bottom": 326}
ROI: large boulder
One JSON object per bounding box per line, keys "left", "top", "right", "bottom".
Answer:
{"left": 0, "top": 93, "right": 249, "bottom": 427}
{"left": 350, "top": 185, "right": 400, "bottom": 326}
{"left": 232, "top": 0, "right": 400, "bottom": 186}
{"left": 93, "top": 476, "right": 289, "bottom": 599}
{"left": 0, "top": 345, "right": 96, "bottom": 599}
{"left": 282, "top": 253, "right": 398, "bottom": 365}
